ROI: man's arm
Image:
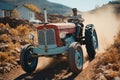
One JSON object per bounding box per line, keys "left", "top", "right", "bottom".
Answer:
{"left": 78, "top": 14, "right": 85, "bottom": 23}
{"left": 68, "top": 16, "right": 74, "bottom": 22}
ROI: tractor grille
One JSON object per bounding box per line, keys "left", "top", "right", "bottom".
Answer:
{"left": 38, "top": 29, "right": 56, "bottom": 45}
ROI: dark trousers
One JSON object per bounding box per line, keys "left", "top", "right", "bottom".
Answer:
{"left": 75, "top": 23, "right": 84, "bottom": 41}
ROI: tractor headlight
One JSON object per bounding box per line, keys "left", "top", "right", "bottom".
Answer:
{"left": 60, "top": 32, "right": 66, "bottom": 39}
{"left": 28, "top": 33, "right": 34, "bottom": 40}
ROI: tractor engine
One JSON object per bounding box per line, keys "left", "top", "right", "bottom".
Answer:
{"left": 37, "top": 23, "right": 76, "bottom": 48}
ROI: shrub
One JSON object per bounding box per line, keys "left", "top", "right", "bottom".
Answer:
{"left": 0, "top": 52, "right": 8, "bottom": 63}
{"left": 5, "top": 23, "right": 10, "bottom": 29}
{"left": 14, "top": 42, "right": 21, "bottom": 48}
{"left": 16, "top": 24, "right": 30, "bottom": 37}
{"left": 8, "top": 42, "right": 15, "bottom": 51}
{"left": 104, "top": 48, "right": 119, "bottom": 64}
{"left": 0, "top": 23, "right": 10, "bottom": 29}
{"left": 9, "top": 28, "right": 18, "bottom": 37}
{"left": 4, "top": 56, "right": 16, "bottom": 63}
{"left": 0, "top": 34, "right": 11, "bottom": 43}
{"left": 0, "top": 23, "right": 6, "bottom": 28}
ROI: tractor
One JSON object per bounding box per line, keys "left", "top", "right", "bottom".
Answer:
{"left": 20, "top": 9, "right": 98, "bottom": 74}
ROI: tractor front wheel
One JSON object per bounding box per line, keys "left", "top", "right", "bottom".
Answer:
{"left": 68, "top": 42, "right": 83, "bottom": 74}
{"left": 20, "top": 44, "right": 38, "bottom": 73}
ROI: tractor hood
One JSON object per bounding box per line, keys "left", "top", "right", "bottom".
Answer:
{"left": 37, "top": 23, "right": 76, "bottom": 47}
{"left": 37, "top": 23, "right": 76, "bottom": 34}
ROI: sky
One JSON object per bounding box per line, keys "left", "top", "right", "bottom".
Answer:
{"left": 48, "top": 0, "right": 113, "bottom": 11}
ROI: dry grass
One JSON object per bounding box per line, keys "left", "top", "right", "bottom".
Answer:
{"left": 14, "top": 42, "right": 21, "bottom": 48}
{"left": 0, "top": 23, "right": 10, "bottom": 29}
{"left": 0, "top": 52, "right": 16, "bottom": 65}
{"left": 102, "top": 31, "right": 120, "bottom": 64}
{"left": 0, "top": 52, "right": 9, "bottom": 63}
{"left": 16, "top": 24, "right": 30, "bottom": 37}
{"left": 0, "top": 34, "right": 11, "bottom": 42}
{"left": 0, "top": 23, "right": 34, "bottom": 66}
{"left": 4, "top": 56, "right": 16, "bottom": 64}
{"left": 94, "top": 31, "right": 120, "bottom": 79}
{"left": 8, "top": 42, "right": 15, "bottom": 51}
{"left": 9, "top": 28, "right": 18, "bottom": 37}
{"left": 104, "top": 48, "right": 119, "bottom": 64}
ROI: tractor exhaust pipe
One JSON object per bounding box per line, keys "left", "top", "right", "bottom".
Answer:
{"left": 44, "top": 8, "right": 48, "bottom": 23}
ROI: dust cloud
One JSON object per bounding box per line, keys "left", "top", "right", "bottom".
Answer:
{"left": 82, "top": 5, "right": 120, "bottom": 52}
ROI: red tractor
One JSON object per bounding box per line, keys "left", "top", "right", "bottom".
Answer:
{"left": 20, "top": 9, "right": 98, "bottom": 74}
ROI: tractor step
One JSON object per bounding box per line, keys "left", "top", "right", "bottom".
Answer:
{"left": 80, "top": 37, "right": 85, "bottom": 45}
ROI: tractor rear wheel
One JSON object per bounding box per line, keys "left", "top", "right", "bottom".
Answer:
{"left": 68, "top": 42, "right": 83, "bottom": 74}
{"left": 20, "top": 44, "right": 38, "bottom": 73}
{"left": 85, "top": 24, "right": 98, "bottom": 60}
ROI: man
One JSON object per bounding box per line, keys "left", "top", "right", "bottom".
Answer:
{"left": 68, "top": 8, "right": 84, "bottom": 41}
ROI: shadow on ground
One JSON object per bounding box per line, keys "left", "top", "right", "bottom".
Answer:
{"left": 14, "top": 60, "right": 78, "bottom": 80}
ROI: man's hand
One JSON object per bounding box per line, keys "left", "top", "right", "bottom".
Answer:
{"left": 79, "top": 18, "right": 84, "bottom": 23}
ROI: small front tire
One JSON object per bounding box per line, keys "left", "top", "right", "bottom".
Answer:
{"left": 68, "top": 42, "right": 83, "bottom": 74}
{"left": 20, "top": 44, "right": 38, "bottom": 73}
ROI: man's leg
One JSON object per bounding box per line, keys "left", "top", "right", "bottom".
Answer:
{"left": 79, "top": 23, "right": 84, "bottom": 38}
{"left": 75, "top": 26, "right": 80, "bottom": 41}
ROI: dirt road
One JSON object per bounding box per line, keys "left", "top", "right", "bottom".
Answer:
{"left": 0, "top": 57, "right": 83, "bottom": 80}
{"left": 1, "top": 48, "right": 92, "bottom": 80}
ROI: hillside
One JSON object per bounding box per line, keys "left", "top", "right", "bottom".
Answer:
{"left": 1, "top": 0, "right": 72, "bottom": 15}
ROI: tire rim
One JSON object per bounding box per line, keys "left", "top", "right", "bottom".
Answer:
{"left": 27, "top": 50, "right": 37, "bottom": 67}
{"left": 75, "top": 47, "right": 83, "bottom": 69}
{"left": 93, "top": 30, "right": 98, "bottom": 51}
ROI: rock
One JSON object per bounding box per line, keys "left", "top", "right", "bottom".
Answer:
{"left": 0, "top": 67, "right": 4, "bottom": 73}
{"left": 95, "top": 73, "right": 107, "bottom": 80}
{"left": 0, "top": 17, "right": 30, "bottom": 28}
{"left": 20, "top": 40, "right": 29, "bottom": 45}
{"left": 10, "top": 50, "right": 17, "bottom": 55}
{"left": 5, "top": 63, "right": 12, "bottom": 67}
{"left": 0, "top": 44, "right": 9, "bottom": 52}
{"left": 1, "top": 63, "right": 7, "bottom": 67}
{"left": 15, "top": 47, "right": 21, "bottom": 53}
{"left": 113, "top": 76, "right": 120, "bottom": 80}
{"left": 0, "top": 62, "right": 17, "bottom": 73}
{"left": 104, "top": 69, "right": 116, "bottom": 80}
{"left": 0, "top": 77, "right": 3, "bottom": 80}
{"left": 4, "top": 66, "right": 11, "bottom": 72}
{"left": 0, "top": 28, "right": 9, "bottom": 35}
{"left": 106, "top": 63, "right": 113, "bottom": 70}
{"left": 12, "top": 61, "right": 18, "bottom": 66}
{"left": 16, "top": 59, "right": 20, "bottom": 65}
{"left": 96, "top": 68, "right": 104, "bottom": 74}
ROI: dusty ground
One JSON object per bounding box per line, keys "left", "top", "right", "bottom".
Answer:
{"left": 0, "top": 57, "right": 85, "bottom": 80}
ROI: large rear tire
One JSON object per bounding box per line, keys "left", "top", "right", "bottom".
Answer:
{"left": 85, "top": 24, "right": 98, "bottom": 59}
{"left": 20, "top": 44, "right": 38, "bottom": 73}
{"left": 68, "top": 42, "right": 83, "bottom": 74}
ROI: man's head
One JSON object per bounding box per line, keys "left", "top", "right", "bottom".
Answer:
{"left": 72, "top": 8, "right": 77, "bottom": 15}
